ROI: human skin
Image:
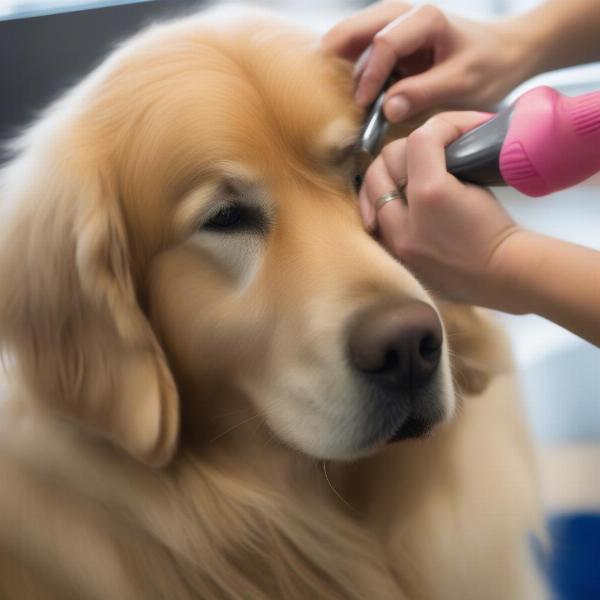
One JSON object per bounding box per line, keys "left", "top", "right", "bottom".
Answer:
{"left": 322, "top": 0, "right": 600, "bottom": 122}
{"left": 324, "top": 1, "right": 600, "bottom": 346}
{"left": 359, "top": 111, "right": 600, "bottom": 347}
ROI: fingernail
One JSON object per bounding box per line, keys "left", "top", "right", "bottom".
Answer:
{"left": 352, "top": 46, "right": 371, "bottom": 81}
{"left": 385, "top": 95, "right": 411, "bottom": 122}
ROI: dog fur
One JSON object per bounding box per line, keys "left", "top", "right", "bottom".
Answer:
{"left": 0, "top": 7, "right": 546, "bottom": 599}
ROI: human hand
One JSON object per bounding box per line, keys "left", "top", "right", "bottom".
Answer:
{"left": 322, "top": 2, "right": 535, "bottom": 122}
{"left": 359, "top": 111, "right": 521, "bottom": 308}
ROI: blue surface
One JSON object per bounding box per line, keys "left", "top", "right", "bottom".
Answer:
{"left": 542, "top": 513, "right": 600, "bottom": 600}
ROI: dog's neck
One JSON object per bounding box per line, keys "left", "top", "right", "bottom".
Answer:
{"left": 0, "top": 387, "right": 406, "bottom": 599}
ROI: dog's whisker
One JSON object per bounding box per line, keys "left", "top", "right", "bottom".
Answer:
{"left": 444, "top": 329, "right": 483, "bottom": 340}
{"left": 251, "top": 418, "right": 270, "bottom": 442}
{"left": 255, "top": 419, "right": 278, "bottom": 449}
{"left": 321, "top": 462, "right": 359, "bottom": 515}
{"left": 209, "top": 409, "right": 253, "bottom": 421}
{"left": 210, "top": 414, "right": 261, "bottom": 443}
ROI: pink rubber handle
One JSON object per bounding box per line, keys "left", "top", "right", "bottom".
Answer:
{"left": 500, "top": 86, "right": 600, "bottom": 197}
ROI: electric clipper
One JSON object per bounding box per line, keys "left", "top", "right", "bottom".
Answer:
{"left": 357, "top": 85, "right": 600, "bottom": 197}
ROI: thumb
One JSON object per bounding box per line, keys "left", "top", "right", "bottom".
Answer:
{"left": 383, "top": 63, "right": 465, "bottom": 122}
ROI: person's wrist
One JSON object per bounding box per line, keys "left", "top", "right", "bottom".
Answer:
{"left": 485, "top": 226, "right": 538, "bottom": 315}
{"left": 490, "top": 15, "right": 543, "bottom": 84}
{"left": 500, "top": 4, "right": 564, "bottom": 78}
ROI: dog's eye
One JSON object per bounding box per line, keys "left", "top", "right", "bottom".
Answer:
{"left": 206, "top": 204, "right": 242, "bottom": 229}
{"left": 203, "top": 203, "right": 267, "bottom": 234}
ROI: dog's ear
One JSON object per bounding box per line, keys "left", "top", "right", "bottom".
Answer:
{"left": 438, "top": 303, "right": 512, "bottom": 396}
{"left": 0, "top": 157, "right": 178, "bottom": 467}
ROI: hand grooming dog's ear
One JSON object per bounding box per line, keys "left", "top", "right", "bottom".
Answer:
{"left": 0, "top": 162, "right": 178, "bottom": 467}
{"left": 438, "top": 304, "right": 511, "bottom": 396}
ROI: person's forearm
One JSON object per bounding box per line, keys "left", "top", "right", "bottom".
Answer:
{"left": 493, "top": 230, "right": 600, "bottom": 346}
{"left": 508, "top": 0, "right": 600, "bottom": 77}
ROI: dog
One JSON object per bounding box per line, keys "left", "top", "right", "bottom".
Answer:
{"left": 0, "top": 7, "right": 546, "bottom": 599}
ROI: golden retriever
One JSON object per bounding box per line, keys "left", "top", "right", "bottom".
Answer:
{"left": 0, "top": 6, "right": 546, "bottom": 599}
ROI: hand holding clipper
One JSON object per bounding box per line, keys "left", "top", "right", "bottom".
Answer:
{"left": 357, "top": 85, "right": 600, "bottom": 197}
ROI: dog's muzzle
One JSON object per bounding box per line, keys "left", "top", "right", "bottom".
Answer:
{"left": 346, "top": 301, "right": 444, "bottom": 441}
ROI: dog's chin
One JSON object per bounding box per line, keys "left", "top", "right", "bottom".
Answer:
{"left": 258, "top": 375, "right": 453, "bottom": 461}
{"left": 387, "top": 411, "right": 445, "bottom": 443}
{"left": 345, "top": 384, "right": 449, "bottom": 453}
{"left": 349, "top": 414, "right": 444, "bottom": 456}
{"left": 279, "top": 408, "right": 446, "bottom": 462}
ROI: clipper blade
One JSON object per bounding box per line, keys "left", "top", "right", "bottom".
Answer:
{"left": 355, "top": 90, "right": 389, "bottom": 170}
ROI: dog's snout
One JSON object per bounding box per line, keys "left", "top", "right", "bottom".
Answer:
{"left": 347, "top": 301, "right": 443, "bottom": 391}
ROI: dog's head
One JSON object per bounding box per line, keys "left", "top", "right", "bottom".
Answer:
{"left": 0, "top": 10, "right": 501, "bottom": 467}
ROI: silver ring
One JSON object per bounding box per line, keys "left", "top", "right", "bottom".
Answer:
{"left": 374, "top": 183, "right": 407, "bottom": 212}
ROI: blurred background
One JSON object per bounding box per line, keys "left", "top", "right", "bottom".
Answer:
{"left": 2, "top": 1, "right": 599, "bottom": 598}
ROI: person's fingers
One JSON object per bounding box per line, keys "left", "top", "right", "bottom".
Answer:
{"left": 406, "top": 112, "right": 491, "bottom": 188}
{"left": 321, "top": 2, "right": 411, "bottom": 60}
{"left": 360, "top": 155, "right": 386, "bottom": 231}
{"left": 358, "top": 184, "right": 374, "bottom": 231}
{"left": 382, "top": 60, "right": 466, "bottom": 122}
{"left": 379, "top": 138, "right": 408, "bottom": 188}
{"left": 354, "top": 36, "right": 398, "bottom": 106}
{"left": 353, "top": 40, "right": 434, "bottom": 83}
{"left": 361, "top": 111, "right": 490, "bottom": 239}
{"left": 374, "top": 140, "right": 409, "bottom": 254}
{"left": 361, "top": 150, "right": 407, "bottom": 233}
{"left": 376, "top": 195, "right": 408, "bottom": 261}
{"left": 354, "top": 4, "right": 448, "bottom": 107}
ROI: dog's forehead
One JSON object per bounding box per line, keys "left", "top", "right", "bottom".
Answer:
{"left": 101, "top": 16, "right": 360, "bottom": 164}
{"left": 197, "top": 27, "right": 359, "bottom": 158}
{"left": 76, "top": 14, "right": 362, "bottom": 237}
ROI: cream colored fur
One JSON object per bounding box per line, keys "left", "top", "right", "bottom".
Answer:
{"left": 0, "top": 7, "right": 546, "bottom": 599}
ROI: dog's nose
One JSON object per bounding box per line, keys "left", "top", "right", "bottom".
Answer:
{"left": 347, "top": 301, "right": 443, "bottom": 391}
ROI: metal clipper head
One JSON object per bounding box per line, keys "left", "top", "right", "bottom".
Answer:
{"left": 356, "top": 90, "right": 389, "bottom": 169}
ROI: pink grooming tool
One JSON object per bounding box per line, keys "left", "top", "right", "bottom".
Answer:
{"left": 445, "top": 86, "right": 600, "bottom": 196}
